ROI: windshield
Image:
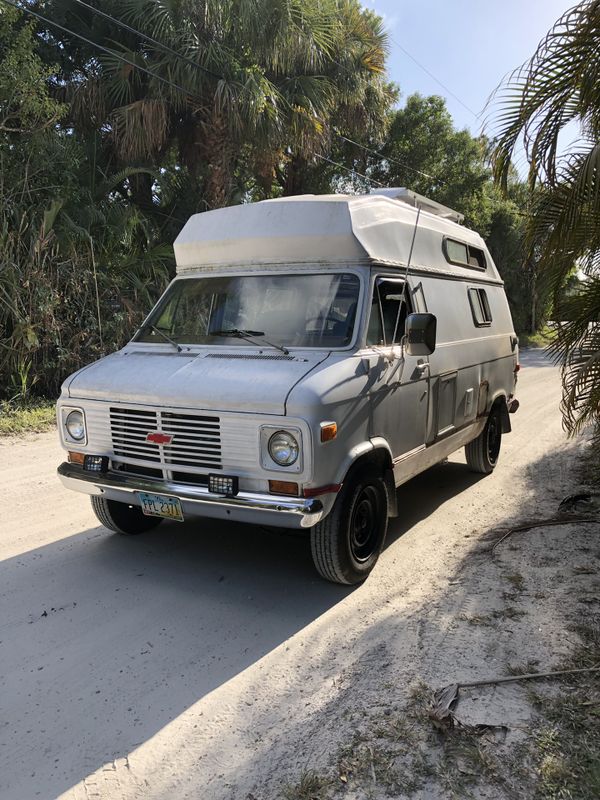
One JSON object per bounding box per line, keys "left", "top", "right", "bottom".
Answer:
{"left": 134, "top": 272, "right": 361, "bottom": 348}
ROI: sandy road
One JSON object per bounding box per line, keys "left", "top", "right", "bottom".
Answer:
{"left": 0, "top": 349, "right": 569, "bottom": 800}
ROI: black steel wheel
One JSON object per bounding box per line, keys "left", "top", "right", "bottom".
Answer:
{"left": 465, "top": 407, "right": 503, "bottom": 474}
{"left": 310, "top": 467, "right": 389, "bottom": 585}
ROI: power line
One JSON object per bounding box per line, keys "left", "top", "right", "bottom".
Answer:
{"left": 6, "top": 0, "right": 422, "bottom": 193}
{"left": 336, "top": 132, "right": 440, "bottom": 182}
{"left": 314, "top": 153, "right": 384, "bottom": 187}
{"left": 43, "top": 1, "right": 447, "bottom": 185}
{"left": 2, "top": 0, "right": 199, "bottom": 98}
{"left": 69, "top": 0, "right": 222, "bottom": 81}
{"left": 389, "top": 34, "right": 480, "bottom": 121}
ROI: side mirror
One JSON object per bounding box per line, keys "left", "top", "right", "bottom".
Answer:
{"left": 405, "top": 313, "right": 437, "bottom": 356}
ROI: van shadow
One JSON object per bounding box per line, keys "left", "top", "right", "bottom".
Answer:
{"left": 1, "top": 519, "right": 345, "bottom": 800}
{"left": 2, "top": 458, "right": 484, "bottom": 800}
{"left": 387, "top": 457, "right": 486, "bottom": 544}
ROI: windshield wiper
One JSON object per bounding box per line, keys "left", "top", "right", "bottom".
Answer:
{"left": 211, "top": 328, "right": 290, "bottom": 356}
{"left": 140, "top": 323, "right": 183, "bottom": 353}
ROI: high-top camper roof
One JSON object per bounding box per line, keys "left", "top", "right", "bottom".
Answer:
{"left": 173, "top": 192, "right": 500, "bottom": 282}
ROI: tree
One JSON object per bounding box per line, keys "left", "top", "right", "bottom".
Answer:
{"left": 36, "top": 0, "right": 392, "bottom": 212}
{"left": 371, "top": 94, "right": 489, "bottom": 227}
{"left": 492, "top": 0, "right": 600, "bottom": 437}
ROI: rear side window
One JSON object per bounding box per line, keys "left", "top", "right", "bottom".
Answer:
{"left": 468, "top": 288, "right": 492, "bottom": 327}
{"left": 367, "top": 279, "right": 410, "bottom": 346}
{"left": 444, "top": 238, "right": 487, "bottom": 270}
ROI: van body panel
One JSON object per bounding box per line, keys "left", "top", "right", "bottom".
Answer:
{"left": 66, "top": 346, "right": 329, "bottom": 416}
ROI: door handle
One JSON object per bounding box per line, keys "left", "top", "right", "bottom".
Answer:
{"left": 416, "top": 361, "right": 430, "bottom": 374}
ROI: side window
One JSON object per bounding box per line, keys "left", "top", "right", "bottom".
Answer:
{"left": 367, "top": 279, "right": 409, "bottom": 346}
{"left": 444, "top": 238, "right": 487, "bottom": 271}
{"left": 468, "top": 288, "right": 492, "bottom": 327}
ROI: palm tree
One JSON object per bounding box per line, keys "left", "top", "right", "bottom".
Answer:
{"left": 492, "top": 0, "right": 600, "bottom": 438}
{"left": 40, "top": 0, "right": 360, "bottom": 209}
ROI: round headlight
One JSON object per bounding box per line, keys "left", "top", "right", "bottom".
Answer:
{"left": 66, "top": 410, "right": 85, "bottom": 441}
{"left": 268, "top": 431, "right": 299, "bottom": 466}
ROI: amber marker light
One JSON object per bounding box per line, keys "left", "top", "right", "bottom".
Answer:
{"left": 68, "top": 451, "right": 85, "bottom": 465}
{"left": 269, "top": 480, "right": 299, "bottom": 496}
{"left": 320, "top": 421, "right": 337, "bottom": 442}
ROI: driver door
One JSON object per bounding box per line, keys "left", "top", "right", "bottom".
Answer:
{"left": 366, "top": 277, "right": 430, "bottom": 460}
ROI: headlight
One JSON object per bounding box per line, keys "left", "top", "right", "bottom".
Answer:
{"left": 66, "top": 410, "right": 85, "bottom": 441}
{"left": 268, "top": 431, "right": 299, "bottom": 466}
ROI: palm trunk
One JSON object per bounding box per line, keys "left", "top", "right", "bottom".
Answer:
{"left": 282, "top": 154, "right": 308, "bottom": 196}
{"left": 201, "top": 111, "right": 234, "bottom": 210}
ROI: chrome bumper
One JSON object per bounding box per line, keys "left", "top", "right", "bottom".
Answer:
{"left": 57, "top": 463, "right": 325, "bottom": 529}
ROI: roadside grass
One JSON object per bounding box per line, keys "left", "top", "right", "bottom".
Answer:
{"left": 527, "top": 621, "right": 600, "bottom": 800}
{"left": 282, "top": 770, "right": 332, "bottom": 800}
{"left": 0, "top": 399, "right": 56, "bottom": 436}
{"left": 518, "top": 324, "right": 556, "bottom": 349}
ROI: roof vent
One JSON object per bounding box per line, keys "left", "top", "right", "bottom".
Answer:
{"left": 369, "top": 187, "right": 464, "bottom": 224}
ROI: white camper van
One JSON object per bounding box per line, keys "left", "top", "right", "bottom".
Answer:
{"left": 57, "top": 189, "right": 519, "bottom": 585}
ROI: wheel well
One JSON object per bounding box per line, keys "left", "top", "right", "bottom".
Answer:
{"left": 491, "top": 394, "right": 512, "bottom": 433}
{"left": 344, "top": 448, "right": 398, "bottom": 518}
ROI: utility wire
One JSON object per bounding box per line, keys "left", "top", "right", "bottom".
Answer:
{"left": 337, "top": 132, "right": 440, "bottom": 183}
{"left": 6, "top": 0, "right": 398, "bottom": 191}
{"left": 2, "top": 0, "right": 198, "bottom": 98}
{"left": 314, "top": 153, "right": 384, "bottom": 187}
{"left": 69, "top": 0, "right": 222, "bottom": 81}
{"left": 389, "top": 34, "right": 480, "bottom": 121}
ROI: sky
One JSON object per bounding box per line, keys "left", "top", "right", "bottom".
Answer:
{"left": 367, "top": 0, "right": 577, "bottom": 138}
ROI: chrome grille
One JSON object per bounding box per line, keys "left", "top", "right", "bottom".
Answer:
{"left": 110, "top": 408, "right": 160, "bottom": 462}
{"left": 110, "top": 408, "right": 222, "bottom": 470}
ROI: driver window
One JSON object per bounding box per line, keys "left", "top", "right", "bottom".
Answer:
{"left": 366, "top": 279, "right": 409, "bottom": 347}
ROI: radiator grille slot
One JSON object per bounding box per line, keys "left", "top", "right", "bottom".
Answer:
{"left": 110, "top": 408, "right": 222, "bottom": 470}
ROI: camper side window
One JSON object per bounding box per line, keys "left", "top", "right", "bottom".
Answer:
{"left": 367, "top": 279, "right": 409, "bottom": 347}
{"left": 444, "top": 238, "right": 487, "bottom": 270}
{"left": 468, "top": 288, "right": 492, "bottom": 327}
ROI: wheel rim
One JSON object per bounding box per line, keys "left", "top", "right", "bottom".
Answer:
{"left": 349, "top": 485, "right": 381, "bottom": 563}
{"left": 487, "top": 414, "right": 501, "bottom": 465}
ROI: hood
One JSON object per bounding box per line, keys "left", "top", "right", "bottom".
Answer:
{"left": 66, "top": 347, "right": 328, "bottom": 415}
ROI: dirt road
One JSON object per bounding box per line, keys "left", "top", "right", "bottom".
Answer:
{"left": 0, "top": 350, "right": 583, "bottom": 799}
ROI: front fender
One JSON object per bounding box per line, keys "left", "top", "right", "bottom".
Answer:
{"left": 333, "top": 438, "right": 393, "bottom": 486}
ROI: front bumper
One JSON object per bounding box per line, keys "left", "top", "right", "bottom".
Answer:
{"left": 57, "top": 462, "right": 325, "bottom": 529}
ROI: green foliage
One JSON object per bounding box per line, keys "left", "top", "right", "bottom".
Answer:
{"left": 0, "top": 6, "right": 65, "bottom": 134}
{"left": 0, "top": 0, "right": 538, "bottom": 401}
{"left": 492, "top": 0, "right": 600, "bottom": 435}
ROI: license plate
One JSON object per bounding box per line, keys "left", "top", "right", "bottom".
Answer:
{"left": 138, "top": 492, "right": 184, "bottom": 522}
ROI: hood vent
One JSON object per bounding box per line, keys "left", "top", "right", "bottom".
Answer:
{"left": 205, "top": 353, "right": 295, "bottom": 361}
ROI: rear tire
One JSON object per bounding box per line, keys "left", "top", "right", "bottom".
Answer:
{"left": 465, "top": 407, "right": 502, "bottom": 474}
{"left": 310, "top": 467, "right": 389, "bottom": 585}
{"left": 91, "top": 496, "right": 163, "bottom": 535}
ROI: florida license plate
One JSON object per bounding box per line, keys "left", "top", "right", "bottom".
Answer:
{"left": 138, "top": 492, "right": 184, "bottom": 522}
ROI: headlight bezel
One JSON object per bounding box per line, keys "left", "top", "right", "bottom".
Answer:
{"left": 61, "top": 406, "right": 87, "bottom": 445}
{"left": 260, "top": 425, "right": 303, "bottom": 473}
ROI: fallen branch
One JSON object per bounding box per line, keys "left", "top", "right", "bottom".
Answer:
{"left": 429, "top": 665, "right": 600, "bottom": 733}
{"left": 489, "top": 515, "right": 598, "bottom": 553}
{"left": 457, "top": 664, "right": 600, "bottom": 689}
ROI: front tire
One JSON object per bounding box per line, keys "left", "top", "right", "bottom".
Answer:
{"left": 91, "top": 496, "right": 163, "bottom": 535}
{"left": 465, "top": 407, "right": 502, "bottom": 474}
{"left": 310, "top": 467, "right": 389, "bottom": 585}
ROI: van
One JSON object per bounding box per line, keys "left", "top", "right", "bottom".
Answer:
{"left": 57, "top": 188, "right": 519, "bottom": 585}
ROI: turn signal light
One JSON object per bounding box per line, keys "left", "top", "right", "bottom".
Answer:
{"left": 68, "top": 451, "right": 85, "bottom": 465}
{"left": 269, "top": 480, "right": 299, "bottom": 496}
{"left": 320, "top": 421, "right": 337, "bottom": 442}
